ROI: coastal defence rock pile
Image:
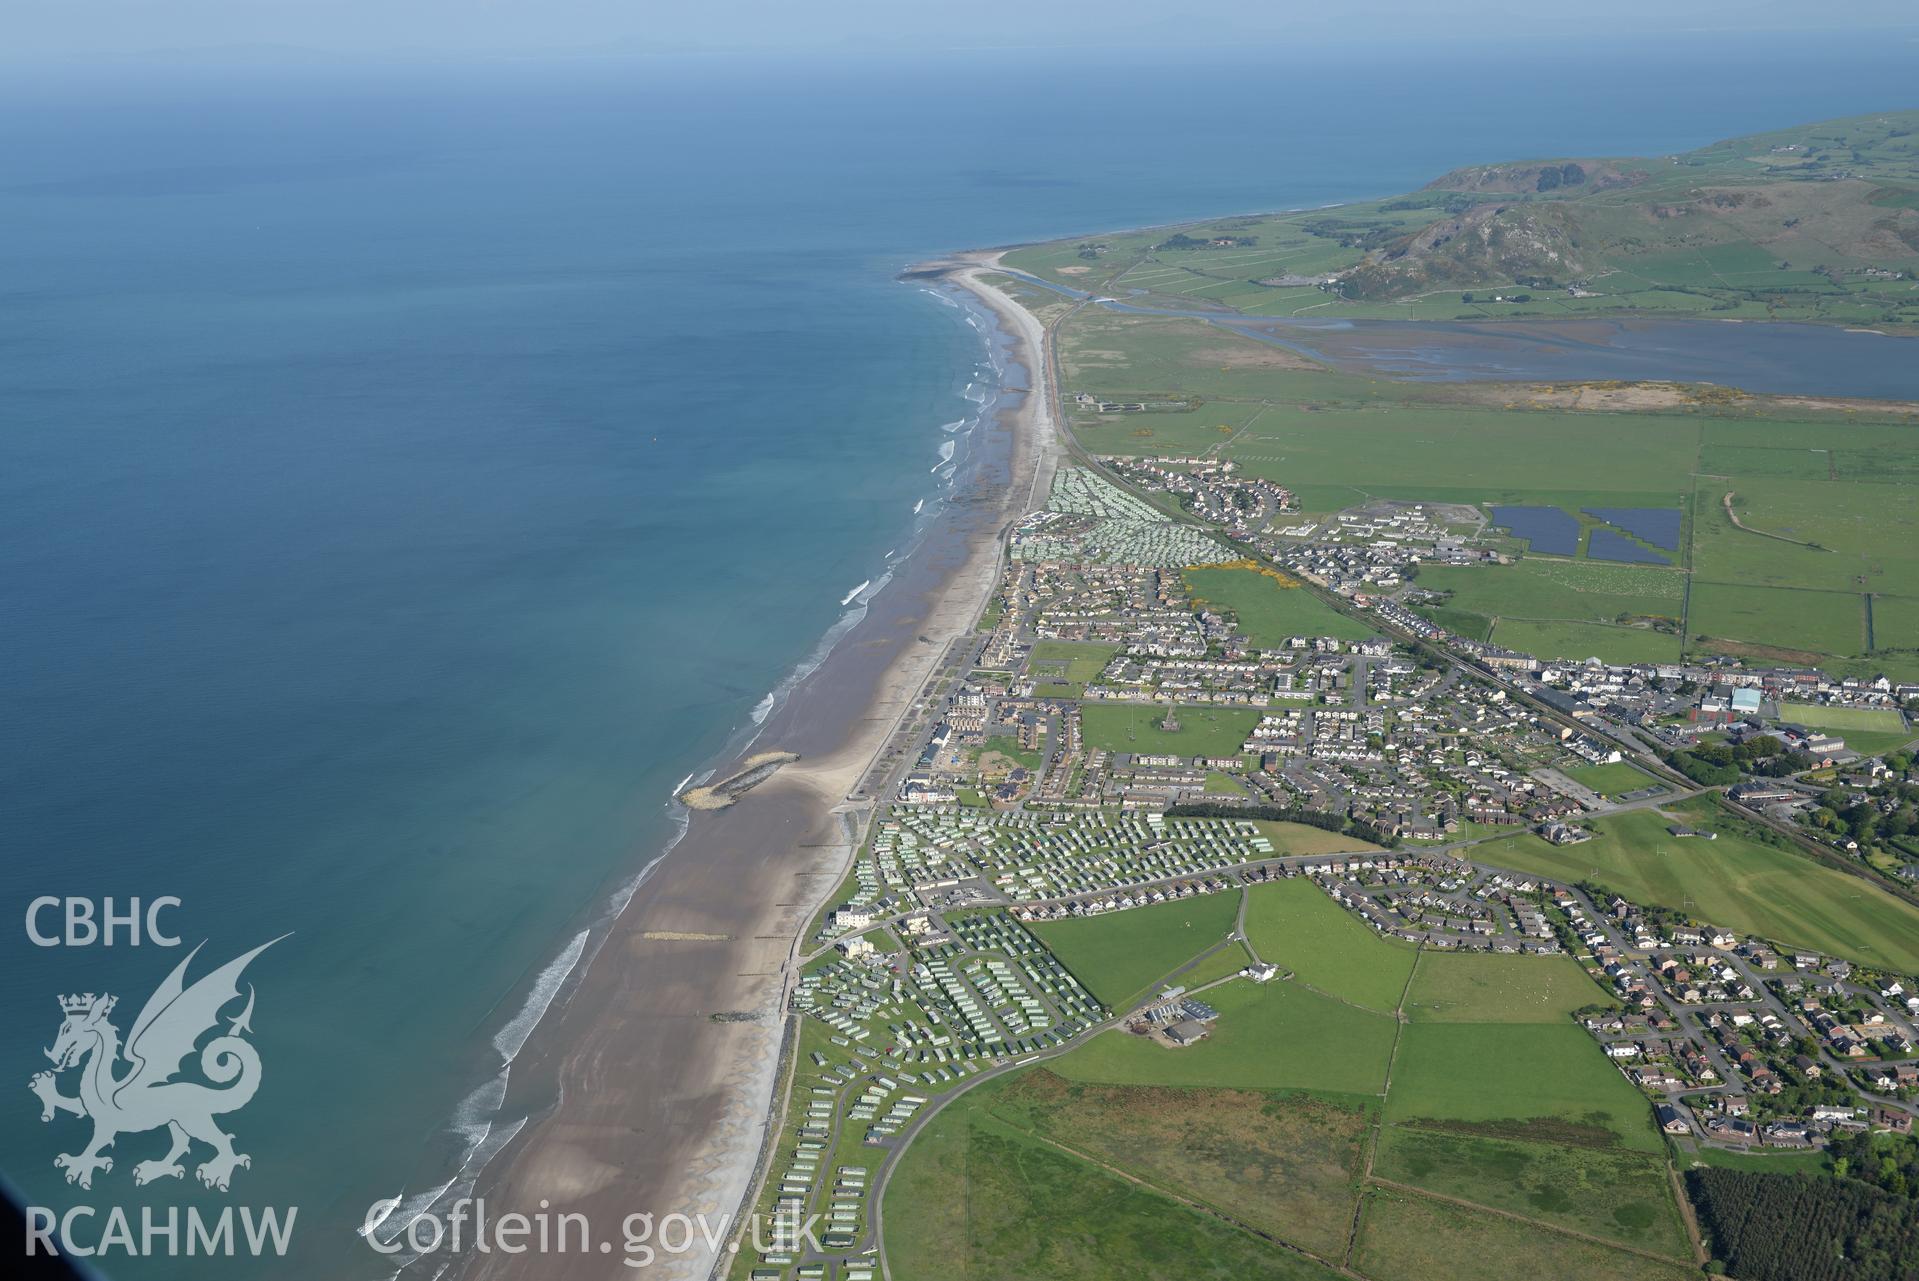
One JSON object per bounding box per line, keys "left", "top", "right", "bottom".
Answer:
{"left": 677, "top": 751, "right": 801, "bottom": 809}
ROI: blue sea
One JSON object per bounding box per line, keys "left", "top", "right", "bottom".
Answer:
{"left": 2, "top": 35, "right": 1914, "bottom": 1279}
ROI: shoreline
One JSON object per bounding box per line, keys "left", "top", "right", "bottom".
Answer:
{"left": 439, "top": 253, "right": 1057, "bottom": 1281}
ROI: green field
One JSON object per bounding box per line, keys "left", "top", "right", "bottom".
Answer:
{"left": 1352, "top": 1188, "right": 1698, "bottom": 1281}
{"left": 889, "top": 874, "right": 1691, "bottom": 1281}
{"left": 1489, "top": 617, "right": 1684, "bottom": 666}
{"left": 1023, "top": 112, "right": 1919, "bottom": 672}
{"left": 1414, "top": 557, "right": 1684, "bottom": 625}
{"left": 986, "top": 1071, "right": 1371, "bottom": 1259}
{"left": 1868, "top": 594, "right": 1919, "bottom": 674}
{"left": 1078, "top": 703, "right": 1261, "bottom": 759}
{"left": 1774, "top": 699, "right": 1915, "bottom": 755}
{"left": 875, "top": 111, "right": 1919, "bottom": 1281}
{"left": 1564, "top": 760, "right": 1660, "bottom": 797}
{"left": 1177, "top": 941, "right": 1257, "bottom": 990}
{"left": 1693, "top": 475, "right": 1919, "bottom": 599}
{"left": 1228, "top": 407, "right": 1703, "bottom": 507}
{"left": 1385, "top": 1021, "right": 1664, "bottom": 1154}
{"left": 1776, "top": 701, "right": 1910, "bottom": 735}
{"left": 1014, "top": 111, "right": 1919, "bottom": 331}
{"left": 1250, "top": 820, "right": 1386, "bottom": 855}
{"left": 1054, "top": 977, "right": 1397, "bottom": 1099}
{"left": 884, "top": 1085, "right": 1346, "bottom": 1281}
{"left": 1183, "top": 565, "right": 1376, "bottom": 644}
{"left": 1029, "top": 640, "right": 1121, "bottom": 684}
{"left": 1478, "top": 801, "right": 1919, "bottom": 971}
{"left": 1374, "top": 1124, "right": 1693, "bottom": 1259}
{"left": 1688, "top": 580, "right": 1865, "bottom": 660}
{"left": 1402, "top": 951, "right": 1614, "bottom": 1024}
{"left": 1412, "top": 557, "right": 1684, "bottom": 662}
{"left": 1029, "top": 892, "right": 1242, "bottom": 1007}
{"left": 1048, "top": 263, "right": 1919, "bottom": 675}
{"left": 1242, "top": 879, "right": 1416, "bottom": 1012}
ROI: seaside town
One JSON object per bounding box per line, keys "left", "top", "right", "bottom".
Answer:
{"left": 18, "top": 24, "right": 1919, "bottom": 1281}
{"left": 734, "top": 461, "right": 1919, "bottom": 1281}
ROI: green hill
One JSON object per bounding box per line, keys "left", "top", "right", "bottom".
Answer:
{"left": 1006, "top": 110, "right": 1919, "bottom": 327}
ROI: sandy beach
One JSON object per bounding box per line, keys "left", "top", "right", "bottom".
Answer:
{"left": 447, "top": 253, "right": 1055, "bottom": 1281}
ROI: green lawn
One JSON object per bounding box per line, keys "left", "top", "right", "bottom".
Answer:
{"left": 1564, "top": 760, "right": 1660, "bottom": 797}
{"left": 1242, "top": 879, "right": 1416, "bottom": 1013}
{"left": 1029, "top": 640, "right": 1121, "bottom": 684}
{"left": 1477, "top": 801, "right": 1919, "bottom": 972}
{"left": 1183, "top": 566, "right": 1375, "bottom": 644}
{"left": 1053, "top": 977, "right": 1397, "bottom": 1100}
{"left": 804, "top": 860, "right": 865, "bottom": 943}
{"left": 1403, "top": 951, "right": 1614, "bottom": 1024}
{"left": 1384, "top": 1021, "right": 1664, "bottom": 1155}
{"left": 1681, "top": 1146, "right": 1831, "bottom": 1176}
{"left": 1030, "top": 892, "right": 1242, "bottom": 1007}
{"left": 1078, "top": 703, "right": 1261, "bottom": 759}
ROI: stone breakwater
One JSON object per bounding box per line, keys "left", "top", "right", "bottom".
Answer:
{"left": 676, "top": 751, "right": 802, "bottom": 809}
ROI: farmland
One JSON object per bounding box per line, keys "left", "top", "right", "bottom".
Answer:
{"left": 1029, "top": 890, "right": 1242, "bottom": 1007}
{"left": 1373, "top": 1125, "right": 1693, "bottom": 1258}
{"left": 1026, "top": 115, "right": 1919, "bottom": 674}
{"left": 1176, "top": 940, "right": 1258, "bottom": 989}
{"left": 1411, "top": 559, "right": 1686, "bottom": 665}
{"left": 1052, "top": 977, "right": 1398, "bottom": 1098}
{"left": 883, "top": 1083, "right": 1346, "bottom": 1281}
{"left": 1412, "top": 558, "right": 1683, "bottom": 627}
{"left": 890, "top": 893, "right": 1689, "bottom": 1281}
{"left": 1242, "top": 879, "right": 1417, "bottom": 1013}
{"left": 1221, "top": 404, "right": 1702, "bottom": 508}
{"left": 1401, "top": 950, "right": 1613, "bottom": 1024}
{"left": 1007, "top": 111, "right": 1919, "bottom": 330}
{"left": 1351, "top": 1189, "right": 1697, "bottom": 1281}
{"left": 876, "top": 110, "right": 1919, "bottom": 1281}
{"left": 1183, "top": 564, "right": 1376, "bottom": 644}
{"left": 1068, "top": 338, "right": 1917, "bottom": 669}
{"left": 1487, "top": 618, "right": 1683, "bottom": 666}
{"left": 985, "top": 1071, "right": 1372, "bottom": 1259}
{"left": 1687, "top": 581, "right": 1865, "bottom": 661}
{"left": 1478, "top": 801, "right": 1919, "bottom": 971}
{"left": 1384, "top": 1021, "right": 1666, "bottom": 1154}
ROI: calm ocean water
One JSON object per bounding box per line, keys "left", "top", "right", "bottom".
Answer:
{"left": 2, "top": 36, "right": 1913, "bottom": 1279}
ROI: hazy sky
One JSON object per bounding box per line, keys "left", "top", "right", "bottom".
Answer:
{"left": 8, "top": 0, "right": 1918, "bottom": 64}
